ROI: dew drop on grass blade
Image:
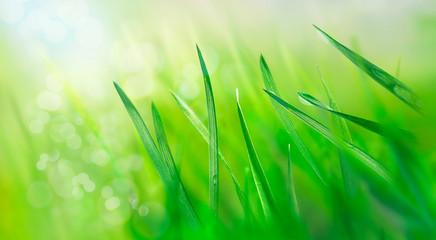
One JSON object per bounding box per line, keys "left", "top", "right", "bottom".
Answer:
{"left": 237, "top": 89, "right": 278, "bottom": 222}
{"left": 196, "top": 45, "right": 219, "bottom": 217}
{"left": 113, "top": 82, "right": 200, "bottom": 229}
{"left": 260, "top": 55, "right": 327, "bottom": 186}
{"left": 313, "top": 25, "right": 423, "bottom": 114}
{"left": 170, "top": 91, "right": 256, "bottom": 220}
{"left": 264, "top": 90, "right": 393, "bottom": 184}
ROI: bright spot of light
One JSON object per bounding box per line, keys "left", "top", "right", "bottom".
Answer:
{"left": 83, "top": 180, "right": 95, "bottom": 192}
{"left": 43, "top": 20, "right": 68, "bottom": 44}
{"left": 37, "top": 91, "right": 61, "bottom": 111}
{"left": 57, "top": 0, "right": 89, "bottom": 27}
{"left": 101, "top": 186, "right": 113, "bottom": 198}
{"left": 36, "top": 111, "right": 50, "bottom": 124}
{"left": 105, "top": 196, "right": 120, "bottom": 211}
{"left": 29, "top": 119, "right": 44, "bottom": 134}
{"left": 178, "top": 80, "right": 200, "bottom": 100}
{"left": 25, "top": 9, "right": 50, "bottom": 32}
{"left": 124, "top": 74, "right": 154, "bottom": 99}
{"left": 75, "top": 17, "right": 104, "bottom": 48}
{"left": 91, "top": 149, "right": 110, "bottom": 166}
{"left": 66, "top": 134, "right": 82, "bottom": 149}
{"left": 46, "top": 73, "right": 65, "bottom": 92}
{"left": 0, "top": 0, "right": 25, "bottom": 24}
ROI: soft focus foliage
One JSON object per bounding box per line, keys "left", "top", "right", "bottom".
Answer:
{"left": 1, "top": 0, "right": 436, "bottom": 239}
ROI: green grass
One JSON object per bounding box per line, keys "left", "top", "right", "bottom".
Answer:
{"left": 313, "top": 25, "right": 423, "bottom": 114}
{"left": 236, "top": 89, "right": 278, "bottom": 223}
{"left": 4, "top": 22, "right": 436, "bottom": 240}
{"left": 114, "top": 82, "right": 200, "bottom": 229}
{"left": 109, "top": 26, "right": 436, "bottom": 239}
{"left": 196, "top": 45, "right": 220, "bottom": 218}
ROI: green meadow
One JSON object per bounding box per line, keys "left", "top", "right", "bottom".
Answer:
{"left": 1, "top": 1, "right": 436, "bottom": 239}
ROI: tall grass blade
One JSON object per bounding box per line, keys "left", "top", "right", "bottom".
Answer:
{"left": 317, "top": 69, "right": 358, "bottom": 197}
{"left": 264, "top": 90, "right": 393, "bottom": 184}
{"left": 197, "top": 45, "right": 219, "bottom": 217}
{"left": 151, "top": 103, "right": 201, "bottom": 226}
{"left": 317, "top": 67, "right": 352, "bottom": 142}
{"left": 260, "top": 55, "right": 327, "bottom": 186}
{"left": 313, "top": 25, "right": 423, "bottom": 113}
{"left": 237, "top": 89, "right": 277, "bottom": 222}
{"left": 114, "top": 82, "right": 200, "bottom": 228}
{"left": 297, "top": 91, "right": 413, "bottom": 139}
{"left": 170, "top": 91, "right": 254, "bottom": 219}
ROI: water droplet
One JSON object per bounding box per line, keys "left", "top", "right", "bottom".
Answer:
{"left": 393, "top": 84, "right": 418, "bottom": 106}
{"left": 344, "top": 141, "right": 355, "bottom": 149}
{"left": 298, "top": 95, "right": 312, "bottom": 106}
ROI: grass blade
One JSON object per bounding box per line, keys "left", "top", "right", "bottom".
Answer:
{"left": 287, "top": 144, "right": 299, "bottom": 217}
{"left": 237, "top": 89, "right": 277, "bottom": 222}
{"left": 317, "top": 69, "right": 359, "bottom": 197}
{"left": 264, "top": 90, "right": 393, "bottom": 184}
{"left": 260, "top": 55, "right": 327, "bottom": 186}
{"left": 114, "top": 82, "right": 200, "bottom": 228}
{"left": 197, "top": 45, "right": 219, "bottom": 217}
{"left": 317, "top": 69, "right": 358, "bottom": 197}
{"left": 317, "top": 67, "right": 352, "bottom": 142}
{"left": 151, "top": 103, "right": 201, "bottom": 227}
{"left": 298, "top": 91, "right": 414, "bottom": 139}
{"left": 170, "top": 91, "right": 255, "bottom": 219}
{"left": 313, "top": 25, "right": 423, "bottom": 113}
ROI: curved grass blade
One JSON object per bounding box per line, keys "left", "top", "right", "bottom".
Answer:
{"left": 114, "top": 82, "right": 200, "bottom": 229}
{"left": 313, "top": 25, "right": 423, "bottom": 113}
{"left": 260, "top": 55, "right": 327, "bottom": 186}
{"left": 170, "top": 91, "right": 255, "bottom": 219}
{"left": 151, "top": 103, "right": 201, "bottom": 227}
{"left": 317, "top": 69, "right": 358, "bottom": 197}
{"left": 237, "top": 89, "right": 278, "bottom": 222}
{"left": 197, "top": 45, "right": 219, "bottom": 217}
{"left": 264, "top": 90, "right": 393, "bottom": 184}
{"left": 297, "top": 91, "right": 414, "bottom": 140}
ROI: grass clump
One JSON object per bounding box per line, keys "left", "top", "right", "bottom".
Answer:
{"left": 112, "top": 26, "right": 434, "bottom": 239}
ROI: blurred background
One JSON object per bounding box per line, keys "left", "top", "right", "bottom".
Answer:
{"left": 1, "top": 0, "right": 436, "bottom": 239}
